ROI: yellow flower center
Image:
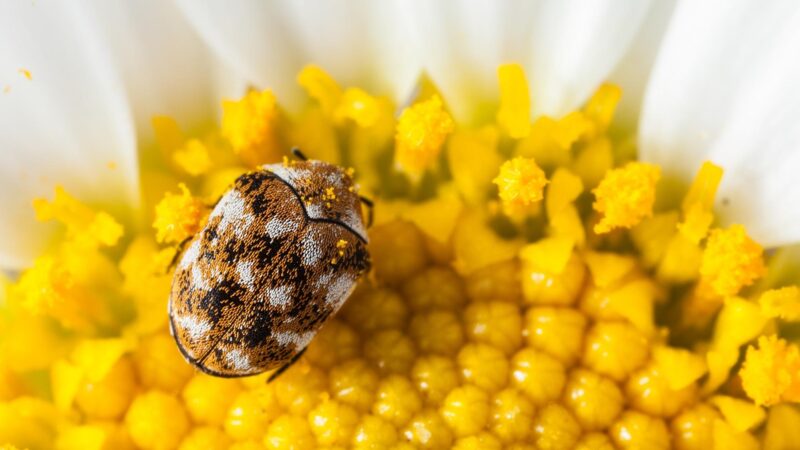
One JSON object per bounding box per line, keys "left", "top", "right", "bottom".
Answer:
{"left": 1, "top": 63, "right": 798, "bottom": 450}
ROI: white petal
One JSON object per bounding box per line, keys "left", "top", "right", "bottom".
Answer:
{"left": 406, "top": 0, "right": 519, "bottom": 119}
{"left": 174, "top": 0, "right": 421, "bottom": 109}
{"left": 640, "top": 0, "right": 800, "bottom": 246}
{"left": 0, "top": 2, "right": 138, "bottom": 270}
{"left": 408, "top": 0, "right": 654, "bottom": 121}
{"left": 82, "top": 0, "right": 216, "bottom": 138}
{"left": 525, "top": 0, "right": 654, "bottom": 118}
{"left": 608, "top": 0, "right": 677, "bottom": 127}
{"left": 172, "top": 0, "right": 305, "bottom": 107}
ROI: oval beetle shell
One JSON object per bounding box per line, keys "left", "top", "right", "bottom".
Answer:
{"left": 168, "top": 158, "right": 370, "bottom": 377}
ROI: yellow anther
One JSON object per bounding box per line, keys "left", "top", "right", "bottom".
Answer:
{"left": 34, "top": 186, "right": 124, "bottom": 248}
{"left": 759, "top": 286, "right": 800, "bottom": 320}
{"left": 678, "top": 161, "right": 723, "bottom": 243}
{"left": 700, "top": 224, "right": 765, "bottom": 297}
{"left": 335, "top": 88, "right": 382, "bottom": 128}
{"left": 221, "top": 89, "right": 279, "bottom": 163}
{"left": 741, "top": 335, "right": 800, "bottom": 406}
{"left": 710, "top": 395, "right": 766, "bottom": 432}
{"left": 496, "top": 64, "right": 531, "bottom": 138}
{"left": 583, "top": 82, "right": 622, "bottom": 132}
{"left": 394, "top": 95, "right": 454, "bottom": 178}
{"left": 173, "top": 139, "right": 212, "bottom": 176}
{"left": 152, "top": 183, "right": 206, "bottom": 244}
{"left": 652, "top": 345, "right": 707, "bottom": 390}
{"left": 494, "top": 156, "right": 548, "bottom": 213}
{"left": 519, "top": 236, "right": 574, "bottom": 275}
{"left": 297, "top": 64, "right": 343, "bottom": 115}
{"left": 19, "top": 68, "right": 32, "bottom": 80}
{"left": 593, "top": 162, "right": 660, "bottom": 234}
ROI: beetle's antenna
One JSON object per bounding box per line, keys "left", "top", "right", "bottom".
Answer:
{"left": 359, "top": 195, "right": 374, "bottom": 228}
{"left": 291, "top": 147, "right": 308, "bottom": 161}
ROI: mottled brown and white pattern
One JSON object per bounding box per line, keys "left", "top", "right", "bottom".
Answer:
{"left": 169, "top": 161, "right": 370, "bottom": 377}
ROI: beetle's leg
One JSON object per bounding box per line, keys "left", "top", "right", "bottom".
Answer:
{"left": 291, "top": 147, "right": 308, "bottom": 161}
{"left": 166, "top": 236, "right": 194, "bottom": 272}
{"left": 359, "top": 195, "right": 374, "bottom": 228}
{"left": 267, "top": 347, "right": 307, "bottom": 383}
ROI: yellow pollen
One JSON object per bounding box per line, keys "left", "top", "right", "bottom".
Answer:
{"left": 592, "top": 162, "right": 660, "bottom": 234}
{"left": 394, "top": 95, "right": 454, "bottom": 178}
{"left": 221, "top": 89, "right": 279, "bottom": 165}
{"left": 759, "top": 286, "right": 800, "bottom": 321}
{"left": 173, "top": 139, "right": 212, "bottom": 176}
{"left": 19, "top": 68, "right": 32, "bottom": 80}
{"left": 335, "top": 88, "right": 381, "bottom": 128}
{"left": 3, "top": 64, "right": 793, "bottom": 450}
{"left": 699, "top": 224, "right": 765, "bottom": 297}
{"left": 496, "top": 64, "right": 530, "bottom": 138}
{"left": 493, "top": 156, "right": 548, "bottom": 212}
{"left": 741, "top": 335, "right": 800, "bottom": 406}
{"left": 297, "top": 64, "right": 343, "bottom": 115}
{"left": 152, "top": 183, "right": 206, "bottom": 244}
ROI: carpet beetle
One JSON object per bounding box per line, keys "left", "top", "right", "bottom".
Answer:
{"left": 168, "top": 149, "right": 371, "bottom": 380}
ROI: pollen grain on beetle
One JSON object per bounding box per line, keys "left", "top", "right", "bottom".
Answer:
{"left": 1, "top": 63, "right": 798, "bottom": 450}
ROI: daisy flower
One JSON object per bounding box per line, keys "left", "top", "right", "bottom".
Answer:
{"left": 2, "top": 1, "right": 800, "bottom": 449}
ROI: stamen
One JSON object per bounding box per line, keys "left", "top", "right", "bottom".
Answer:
{"left": 298, "top": 65, "right": 343, "bottom": 115}
{"left": 152, "top": 184, "right": 206, "bottom": 244}
{"left": 493, "top": 156, "right": 548, "bottom": 213}
{"left": 741, "top": 335, "right": 800, "bottom": 406}
{"left": 699, "top": 224, "right": 765, "bottom": 297}
{"left": 394, "top": 95, "right": 454, "bottom": 178}
{"left": 759, "top": 287, "right": 800, "bottom": 321}
{"left": 221, "top": 89, "right": 279, "bottom": 164}
{"left": 496, "top": 64, "right": 530, "bottom": 138}
{"left": 173, "top": 139, "right": 212, "bottom": 176}
{"left": 592, "top": 162, "right": 660, "bottom": 234}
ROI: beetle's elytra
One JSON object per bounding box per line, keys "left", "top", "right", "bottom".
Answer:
{"left": 168, "top": 150, "right": 371, "bottom": 378}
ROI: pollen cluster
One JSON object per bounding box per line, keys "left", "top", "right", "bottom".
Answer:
{"left": 1, "top": 64, "right": 799, "bottom": 450}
